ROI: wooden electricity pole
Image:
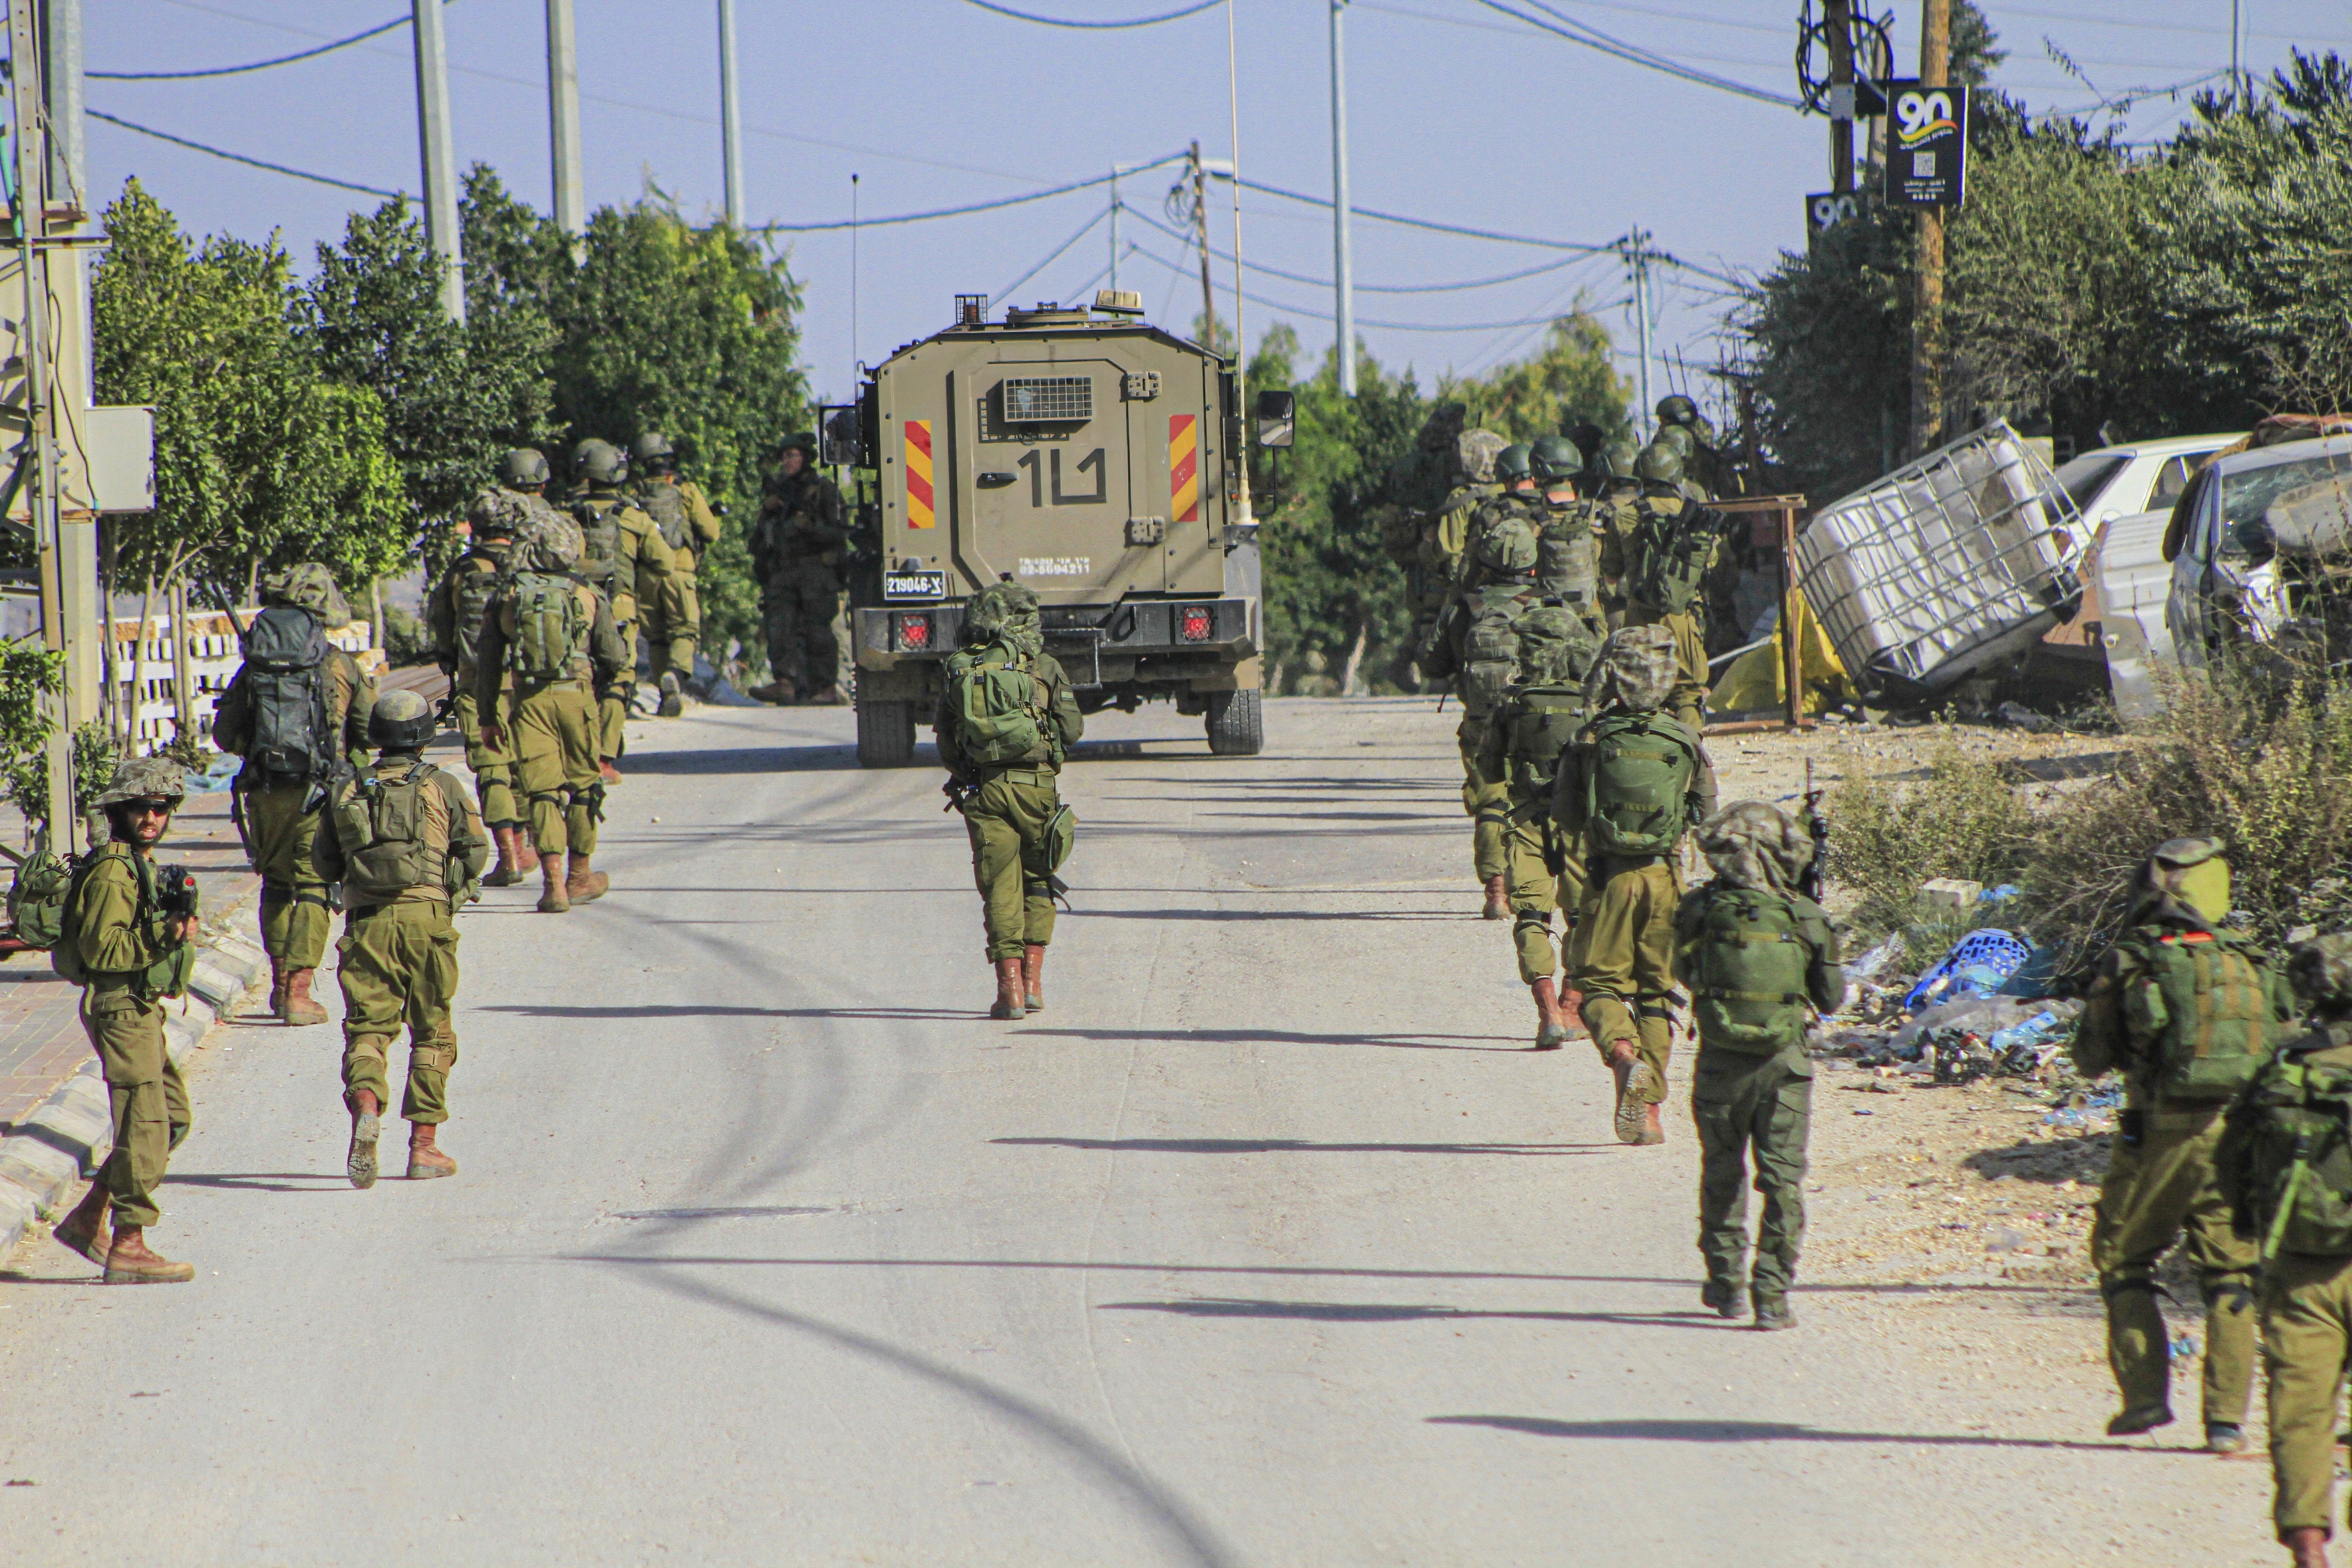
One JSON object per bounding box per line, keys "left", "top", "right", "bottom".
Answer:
{"left": 1909, "top": 0, "right": 1951, "bottom": 459}
{"left": 1190, "top": 141, "right": 1218, "bottom": 351}
{"left": 1824, "top": 0, "right": 1855, "bottom": 193}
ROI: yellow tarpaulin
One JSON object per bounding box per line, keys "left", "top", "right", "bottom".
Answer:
{"left": 1708, "top": 587, "right": 1855, "bottom": 717}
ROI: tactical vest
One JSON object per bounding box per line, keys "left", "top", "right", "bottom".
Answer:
{"left": 504, "top": 573, "right": 593, "bottom": 684}
{"left": 1582, "top": 711, "right": 1702, "bottom": 859}
{"left": 1502, "top": 685, "right": 1586, "bottom": 797}
{"left": 944, "top": 641, "right": 1053, "bottom": 768}
{"left": 52, "top": 844, "right": 191, "bottom": 998}
{"left": 328, "top": 758, "right": 457, "bottom": 904}
{"left": 573, "top": 494, "right": 624, "bottom": 582}
{"left": 1461, "top": 497, "right": 1542, "bottom": 590}
{"left": 1458, "top": 588, "right": 1532, "bottom": 720}
{"left": 1535, "top": 499, "right": 1600, "bottom": 610}
{"left": 1686, "top": 886, "right": 1818, "bottom": 1054}
{"left": 449, "top": 544, "right": 510, "bottom": 679}
{"left": 1626, "top": 498, "right": 1717, "bottom": 616}
{"left": 239, "top": 605, "right": 335, "bottom": 783}
{"left": 636, "top": 482, "right": 691, "bottom": 553}
{"left": 2236, "top": 1034, "right": 2352, "bottom": 1258}
{"left": 2122, "top": 926, "right": 2280, "bottom": 1102}
{"left": 1432, "top": 483, "right": 1501, "bottom": 566}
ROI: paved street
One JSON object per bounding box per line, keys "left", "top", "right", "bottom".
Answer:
{"left": 0, "top": 697, "right": 2273, "bottom": 1566}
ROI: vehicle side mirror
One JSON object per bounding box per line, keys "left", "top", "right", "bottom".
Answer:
{"left": 820, "top": 404, "right": 862, "bottom": 468}
{"left": 1255, "top": 389, "right": 1295, "bottom": 450}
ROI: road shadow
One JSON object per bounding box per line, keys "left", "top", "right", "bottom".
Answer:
{"left": 563, "top": 1253, "right": 1696, "bottom": 1287}
{"left": 1013, "top": 1027, "right": 1529, "bottom": 1053}
{"left": 617, "top": 744, "right": 861, "bottom": 775}
{"left": 1427, "top": 1415, "right": 2159, "bottom": 1455}
{"left": 994, "top": 1136, "right": 1612, "bottom": 1156}
{"left": 1960, "top": 1135, "right": 2109, "bottom": 1185}
{"left": 1074, "top": 908, "right": 1462, "bottom": 923}
{"left": 162, "top": 1171, "right": 353, "bottom": 1193}
{"left": 1101, "top": 1298, "right": 1736, "bottom": 1331}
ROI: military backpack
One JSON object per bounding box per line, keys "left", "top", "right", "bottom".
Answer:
{"left": 504, "top": 571, "right": 591, "bottom": 683}
{"left": 449, "top": 547, "right": 509, "bottom": 678}
{"left": 1685, "top": 885, "right": 1818, "bottom": 1054}
{"left": 1535, "top": 499, "right": 1600, "bottom": 612}
{"left": 50, "top": 843, "right": 193, "bottom": 998}
{"left": 2123, "top": 926, "right": 2280, "bottom": 1101}
{"left": 2235, "top": 1039, "right": 2352, "bottom": 1258}
{"left": 1502, "top": 686, "right": 1586, "bottom": 797}
{"left": 1626, "top": 500, "right": 1720, "bottom": 616}
{"left": 636, "top": 483, "right": 691, "bottom": 553}
{"left": 944, "top": 641, "right": 1053, "bottom": 768}
{"left": 328, "top": 760, "right": 469, "bottom": 905}
{"left": 1458, "top": 589, "right": 1529, "bottom": 719}
{"left": 573, "top": 496, "right": 622, "bottom": 569}
{"left": 1582, "top": 711, "right": 1702, "bottom": 858}
{"left": 239, "top": 604, "right": 335, "bottom": 782}
{"left": 8, "top": 841, "right": 75, "bottom": 954}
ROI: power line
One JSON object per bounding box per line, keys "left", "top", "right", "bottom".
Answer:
{"left": 993, "top": 206, "right": 1110, "bottom": 306}
{"left": 1470, "top": 0, "right": 1802, "bottom": 108}
{"left": 1360, "top": 0, "right": 1783, "bottom": 39}
{"left": 1127, "top": 206, "right": 1605, "bottom": 294}
{"left": 959, "top": 0, "right": 1223, "bottom": 27}
{"left": 86, "top": 108, "right": 408, "bottom": 198}
{"left": 757, "top": 155, "right": 1183, "bottom": 233}
{"left": 1130, "top": 243, "right": 1625, "bottom": 332}
{"left": 89, "top": 11, "right": 415, "bottom": 79}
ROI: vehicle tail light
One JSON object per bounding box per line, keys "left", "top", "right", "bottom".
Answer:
{"left": 896, "top": 614, "right": 931, "bottom": 651}
{"left": 1178, "top": 605, "right": 1214, "bottom": 643}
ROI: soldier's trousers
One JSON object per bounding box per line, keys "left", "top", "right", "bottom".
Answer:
{"left": 1693, "top": 1047, "right": 1813, "bottom": 1300}
{"left": 2088, "top": 1101, "right": 2257, "bottom": 1426}
{"left": 243, "top": 780, "right": 335, "bottom": 968}
{"left": 1502, "top": 799, "right": 1585, "bottom": 985}
{"left": 642, "top": 566, "right": 702, "bottom": 683}
{"left": 453, "top": 688, "right": 519, "bottom": 827}
{"left": 964, "top": 767, "right": 1062, "bottom": 962}
{"left": 512, "top": 678, "right": 602, "bottom": 859}
{"left": 336, "top": 899, "right": 460, "bottom": 1124}
{"left": 1455, "top": 714, "right": 1506, "bottom": 882}
{"left": 597, "top": 611, "right": 641, "bottom": 762}
{"left": 763, "top": 567, "right": 841, "bottom": 694}
{"left": 1656, "top": 608, "right": 1711, "bottom": 732}
{"left": 82, "top": 989, "right": 187, "bottom": 1230}
{"left": 1571, "top": 857, "right": 1683, "bottom": 1102}
{"left": 2261, "top": 1250, "right": 2352, "bottom": 1540}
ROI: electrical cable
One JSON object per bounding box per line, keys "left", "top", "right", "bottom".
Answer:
{"left": 1125, "top": 207, "right": 1599, "bottom": 293}
{"left": 1128, "top": 243, "right": 1626, "bottom": 331}
{"left": 992, "top": 206, "right": 1110, "bottom": 307}
{"left": 1470, "top": 0, "right": 1802, "bottom": 108}
{"left": 89, "top": 11, "right": 415, "bottom": 79}
{"left": 756, "top": 155, "right": 1182, "bottom": 233}
{"left": 86, "top": 108, "right": 407, "bottom": 198}
{"left": 959, "top": 0, "right": 1222, "bottom": 27}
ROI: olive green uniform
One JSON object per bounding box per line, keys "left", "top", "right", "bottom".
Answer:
{"left": 573, "top": 484, "right": 672, "bottom": 758}
{"left": 314, "top": 756, "right": 487, "bottom": 1124}
{"left": 1623, "top": 490, "right": 1718, "bottom": 733}
{"left": 632, "top": 475, "right": 724, "bottom": 683}
{"left": 212, "top": 647, "right": 374, "bottom": 969}
{"left": 476, "top": 576, "right": 630, "bottom": 861}
{"left": 752, "top": 467, "right": 849, "bottom": 694}
{"left": 1428, "top": 573, "right": 1541, "bottom": 885}
{"left": 1474, "top": 666, "right": 1595, "bottom": 985}
{"left": 936, "top": 652, "right": 1084, "bottom": 961}
{"left": 65, "top": 844, "right": 195, "bottom": 1229}
{"left": 426, "top": 537, "right": 519, "bottom": 827}
{"left": 2073, "top": 912, "right": 2295, "bottom": 1433}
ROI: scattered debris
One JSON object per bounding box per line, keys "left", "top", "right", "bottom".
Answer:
{"left": 1903, "top": 928, "right": 2034, "bottom": 1011}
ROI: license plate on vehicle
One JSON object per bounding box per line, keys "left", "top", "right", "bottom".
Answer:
{"left": 883, "top": 570, "right": 948, "bottom": 600}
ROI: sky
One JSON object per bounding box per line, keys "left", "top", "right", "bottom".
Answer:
{"left": 76, "top": 0, "right": 2352, "bottom": 423}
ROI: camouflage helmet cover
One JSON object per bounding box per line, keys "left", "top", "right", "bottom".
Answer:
{"left": 513, "top": 500, "right": 587, "bottom": 572}
{"left": 2133, "top": 835, "right": 2232, "bottom": 925}
{"left": 574, "top": 438, "right": 629, "bottom": 487}
{"left": 1529, "top": 434, "right": 1583, "bottom": 480}
{"left": 2288, "top": 934, "right": 2352, "bottom": 1010}
{"left": 1472, "top": 514, "right": 1539, "bottom": 577}
{"left": 1495, "top": 443, "right": 1535, "bottom": 483}
{"left": 777, "top": 431, "right": 818, "bottom": 459}
{"left": 1584, "top": 623, "right": 1678, "bottom": 714}
{"left": 629, "top": 432, "right": 676, "bottom": 466}
{"left": 964, "top": 577, "right": 1043, "bottom": 644}
{"left": 92, "top": 755, "right": 188, "bottom": 809}
{"left": 260, "top": 563, "right": 353, "bottom": 628}
{"left": 1455, "top": 429, "right": 1507, "bottom": 485}
{"left": 1656, "top": 393, "right": 1700, "bottom": 427}
{"left": 1513, "top": 603, "right": 1597, "bottom": 686}
{"left": 1635, "top": 441, "right": 1687, "bottom": 484}
{"left": 369, "top": 687, "right": 436, "bottom": 751}
{"left": 500, "top": 448, "right": 550, "bottom": 488}
{"left": 1698, "top": 800, "right": 1814, "bottom": 893}
{"left": 1603, "top": 439, "right": 1640, "bottom": 479}
{"left": 466, "top": 487, "right": 530, "bottom": 538}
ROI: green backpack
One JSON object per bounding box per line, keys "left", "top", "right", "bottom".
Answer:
{"left": 506, "top": 571, "right": 590, "bottom": 682}
{"left": 2126, "top": 927, "right": 2280, "bottom": 1102}
{"left": 1504, "top": 687, "right": 1586, "bottom": 797}
{"left": 1626, "top": 502, "right": 1719, "bottom": 615}
{"left": 1583, "top": 711, "right": 1701, "bottom": 858}
{"left": 1685, "top": 886, "right": 1816, "bottom": 1054}
{"left": 329, "top": 761, "right": 460, "bottom": 904}
{"left": 1458, "top": 590, "right": 1527, "bottom": 719}
{"left": 944, "top": 641, "right": 1050, "bottom": 768}
{"left": 7, "top": 842, "right": 75, "bottom": 954}
{"left": 2239, "top": 1044, "right": 2352, "bottom": 1258}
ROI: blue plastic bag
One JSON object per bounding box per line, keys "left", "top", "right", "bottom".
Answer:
{"left": 1903, "top": 928, "right": 2034, "bottom": 1011}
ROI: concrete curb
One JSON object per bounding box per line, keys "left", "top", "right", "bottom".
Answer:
{"left": 0, "top": 925, "right": 270, "bottom": 1260}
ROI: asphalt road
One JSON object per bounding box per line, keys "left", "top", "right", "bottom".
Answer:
{"left": 0, "top": 697, "right": 2276, "bottom": 1566}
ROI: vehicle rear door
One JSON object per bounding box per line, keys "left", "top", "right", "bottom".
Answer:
{"left": 949, "top": 357, "right": 1150, "bottom": 601}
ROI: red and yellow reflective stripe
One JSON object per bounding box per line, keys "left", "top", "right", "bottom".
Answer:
{"left": 906, "top": 420, "right": 935, "bottom": 529}
{"left": 1169, "top": 414, "right": 1198, "bottom": 523}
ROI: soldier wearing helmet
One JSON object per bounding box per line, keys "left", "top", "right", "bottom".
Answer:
{"left": 46, "top": 757, "right": 202, "bottom": 1283}
{"left": 1427, "top": 504, "right": 1544, "bottom": 920}
{"left": 748, "top": 430, "right": 850, "bottom": 706}
{"left": 1655, "top": 393, "right": 1724, "bottom": 496}
{"left": 1527, "top": 436, "right": 1604, "bottom": 643}
{"left": 1616, "top": 440, "right": 1722, "bottom": 731}
{"left": 430, "top": 459, "right": 541, "bottom": 888}
{"left": 627, "top": 432, "right": 724, "bottom": 716}
{"left": 312, "top": 688, "right": 487, "bottom": 1189}
{"left": 1378, "top": 405, "right": 1489, "bottom": 689}
{"left": 569, "top": 438, "right": 673, "bottom": 778}
{"left": 211, "top": 562, "right": 376, "bottom": 1027}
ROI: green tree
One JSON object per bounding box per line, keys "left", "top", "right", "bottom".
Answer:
{"left": 1439, "top": 312, "right": 1629, "bottom": 444}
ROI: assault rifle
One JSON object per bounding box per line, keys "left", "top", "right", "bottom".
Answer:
{"left": 1798, "top": 758, "right": 1830, "bottom": 902}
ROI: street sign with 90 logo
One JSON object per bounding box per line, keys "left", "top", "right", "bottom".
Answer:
{"left": 1883, "top": 80, "right": 1968, "bottom": 209}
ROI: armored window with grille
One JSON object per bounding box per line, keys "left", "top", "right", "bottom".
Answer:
{"left": 1000, "top": 376, "right": 1092, "bottom": 424}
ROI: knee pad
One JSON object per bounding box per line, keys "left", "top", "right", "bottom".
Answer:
{"left": 410, "top": 1045, "right": 456, "bottom": 1075}
{"left": 2200, "top": 1271, "right": 2256, "bottom": 1313}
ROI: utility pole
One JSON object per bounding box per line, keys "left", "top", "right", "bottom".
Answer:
{"left": 1190, "top": 141, "right": 1217, "bottom": 352}
{"left": 2230, "top": 0, "right": 2243, "bottom": 101}
{"left": 1224, "top": 0, "right": 1254, "bottom": 530}
{"left": 1909, "top": 0, "right": 1950, "bottom": 458}
{"left": 411, "top": 0, "right": 465, "bottom": 320}
{"left": 545, "top": 0, "right": 584, "bottom": 238}
{"left": 1108, "top": 165, "right": 1120, "bottom": 293}
{"left": 717, "top": 0, "right": 744, "bottom": 226}
{"left": 1823, "top": 0, "right": 1855, "bottom": 193}
{"left": 1328, "top": 0, "right": 1357, "bottom": 396}
{"left": 1626, "top": 230, "right": 1655, "bottom": 440}
{"left": 41, "top": 0, "right": 99, "bottom": 767}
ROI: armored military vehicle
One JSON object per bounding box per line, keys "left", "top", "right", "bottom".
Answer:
{"left": 840, "top": 290, "right": 1265, "bottom": 767}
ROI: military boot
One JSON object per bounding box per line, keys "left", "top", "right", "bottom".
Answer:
{"left": 2103, "top": 1276, "right": 2175, "bottom": 1436}
{"left": 1481, "top": 875, "right": 1509, "bottom": 921}
{"left": 1023, "top": 944, "right": 1047, "bottom": 1013}
{"left": 990, "top": 958, "right": 1027, "bottom": 1021}
{"left": 537, "top": 855, "right": 571, "bottom": 914}
{"left": 268, "top": 957, "right": 290, "bottom": 1018}
{"left": 1752, "top": 1293, "right": 1797, "bottom": 1332}
{"left": 1531, "top": 978, "right": 1569, "bottom": 1049}
{"left": 566, "top": 855, "right": 610, "bottom": 904}
{"left": 406, "top": 1121, "right": 457, "bottom": 1180}
{"left": 51, "top": 1183, "right": 111, "bottom": 1268}
{"left": 2285, "top": 1527, "right": 2331, "bottom": 1568}
{"left": 1559, "top": 986, "right": 1588, "bottom": 1040}
{"left": 1607, "top": 1039, "right": 1655, "bottom": 1146}
{"left": 347, "top": 1089, "right": 380, "bottom": 1189}
{"left": 803, "top": 685, "right": 847, "bottom": 707}
{"left": 513, "top": 830, "right": 540, "bottom": 875}
{"left": 1700, "top": 1278, "right": 1745, "bottom": 1320}
{"left": 748, "top": 678, "right": 796, "bottom": 706}
{"left": 657, "top": 671, "right": 686, "bottom": 718}
{"left": 103, "top": 1226, "right": 195, "bottom": 1285}
{"left": 282, "top": 968, "right": 330, "bottom": 1027}
{"left": 483, "top": 826, "right": 526, "bottom": 887}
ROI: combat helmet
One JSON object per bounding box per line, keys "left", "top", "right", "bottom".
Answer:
{"left": 630, "top": 432, "right": 677, "bottom": 471}
{"left": 91, "top": 755, "right": 188, "bottom": 810}
{"left": 1455, "top": 429, "right": 1507, "bottom": 486}
{"left": 1656, "top": 393, "right": 1701, "bottom": 429}
{"left": 1652, "top": 423, "right": 1699, "bottom": 457}
{"left": 1634, "top": 442, "right": 1687, "bottom": 486}
{"left": 2289, "top": 934, "right": 2352, "bottom": 1016}
{"left": 1584, "top": 623, "right": 1677, "bottom": 714}
{"left": 369, "top": 688, "right": 436, "bottom": 753}
{"left": 1530, "top": 435, "right": 1583, "bottom": 483}
{"left": 574, "top": 438, "right": 629, "bottom": 489}
{"left": 1494, "top": 443, "right": 1535, "bottom": 484}
{"left": 1698, "top": 801, "right": 1813, "bottom": 893}
{"left": 965, "top": 577, "right": 1043, "bottom": 645}
{"left": 260, "top": 563, "right": 353, "bottom": 628}
{"left": 513, "top": 504, "right": 586, "bottom": 573}
{"left": 777, "top": 432, "right": 818, "bottom": 461}
{"left": 500, "top": 448, "right": 550, "bottom": 489}
{"left": 1603, "top": 439, "right": 1640, "bottom": 482}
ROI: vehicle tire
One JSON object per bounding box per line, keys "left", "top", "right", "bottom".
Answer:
{"left": 856, "top": 698, "right": 917, "bottom": 768}
{"left": 1204, "top": 689, "right": 1263, "bottom": 756}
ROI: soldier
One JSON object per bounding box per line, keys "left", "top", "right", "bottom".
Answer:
{"left": 629, "top": 432, "right": 724, "bottom": 716}
{"left": 1528, "top": 434, "right": 1606, "bottom": 643}
{"left": 1428, "top": 513, "right": 1544, "bottom": 921}
{"left": 1382, "top": 414, "right": 1501, "bottom": 687}
{"left": 212, "top": 563, "right": 375, "bottom": 1027}
{"left": 429, "top": 465, "right": 536, "bottom": 887}
{"left": 569, "top": 437, "right": 672, "bottom": 780}
{"left": 749, "top": 432, "right": 850, "bottom": 707}
{"left": 2217, "top": 935, "right": 2352, "bottom": 1568}
{"left": 314, "top": 688, "right": 488, "bottom": 1188}
{"left": 1622, "top": 442, "right": 1725, "bottom": 733}
{"left": 2073, "top": 837, "right": 2294, "bottom": 1449}
{"left": 1676, "top": 803, "right": 1843, "bottom": 1329}
{"left": 936, "top": 581, "right": 1084, "bottom": 1020}
{"left": 1593, "top": 438, "right": 1645, "bottom": 630}
{"left": 476, "top": 514, "right": 630, "bottom": 913}
{"left": 45, "top": 758, "right": 200, "bottom": 1283}
{"left": 1552, "top": 625, "right": 1717, "bottom": 1146}
{"left": 1456, "top": 443, "right": 1542, "bottom": 595}
{"left": 1474, "top": 603, "right": 1600, "bottom": 1047}
{"left": 1655, "top": 393, "right": 1723, "bottom": 496}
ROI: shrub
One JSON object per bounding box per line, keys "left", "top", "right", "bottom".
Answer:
{"left": 1825, "top": 737, "right": 2037, "bottom": 938}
